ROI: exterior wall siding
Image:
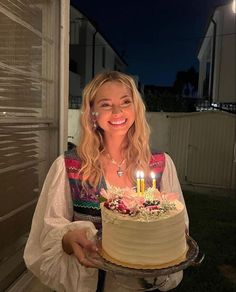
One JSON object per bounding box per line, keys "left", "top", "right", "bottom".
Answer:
{"left": 198, "top": 4, "right": 236, "bottom": 103}
{"left": 147, "top": 111, "right": 236, "bottom": 192}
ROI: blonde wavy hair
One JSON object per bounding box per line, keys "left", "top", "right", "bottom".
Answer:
{"left": 77, "top": 71, "right": 151, "bottom": 187}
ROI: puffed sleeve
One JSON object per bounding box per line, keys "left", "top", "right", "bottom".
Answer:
{"left": 160, "top": 153, "right": 189, "bottom": 229}
{"left": 23, "top": 155, "right": 98, "bottom": 292}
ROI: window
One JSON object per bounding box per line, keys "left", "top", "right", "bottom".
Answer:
{"left": 70, "top": 59, "right": 78, "bottom": 73}
{"left": 0, "top": 1, "right": 60, "bottom": 289}
{"left": 69, "top": 94, "right": 82, "bottom": 109}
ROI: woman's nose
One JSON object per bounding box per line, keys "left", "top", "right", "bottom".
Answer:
{"left": 112, "top": 105, "right": 122, "bottom": 114}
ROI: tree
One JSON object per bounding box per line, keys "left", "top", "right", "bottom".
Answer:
{"left": 173, "top": 66, "right": 198, "bottom": 97}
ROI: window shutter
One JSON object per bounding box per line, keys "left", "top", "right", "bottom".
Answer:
{"left": 0, "top": 1, "right": 60, "bottom": 290}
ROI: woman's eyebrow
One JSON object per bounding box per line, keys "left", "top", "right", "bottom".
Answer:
{"left": 96, "top": 98, "right": 111, "bottom": 104}
{"left": 120, "top": 94, "right": 131, "bottom": 99}
{"left": 97, "top": 95, "right": 131, "bottom": 104}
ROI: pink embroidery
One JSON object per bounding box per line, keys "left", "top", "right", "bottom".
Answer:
{"left": 150, "top": 153, "right": 165, "bottom": 172}
{"left": 65, "top": 158, "right": 82, "bottom": 179}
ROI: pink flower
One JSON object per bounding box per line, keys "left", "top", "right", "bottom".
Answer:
{"left": 117, "top": 202, "right": 129, "bottom": 213}
{"left": 122, "top": 196, "right": 145, "bottom": 211}
{"left": 146, "top": 205, "right": 159, "bottom": 211}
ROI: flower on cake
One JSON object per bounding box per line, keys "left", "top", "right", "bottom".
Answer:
{"left": 122, "top": 195, "right": 145, "bottom": 212}
{"left": 100, "top": 186, "right": 179, "bottom": 217}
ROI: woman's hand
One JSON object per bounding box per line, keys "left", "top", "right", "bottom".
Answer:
{"left": 62, "top": 229, "right": 98, "bottom": 268}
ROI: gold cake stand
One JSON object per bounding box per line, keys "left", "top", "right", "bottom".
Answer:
{"left": 86, "top": 231, "right": 204, "bottom": 278}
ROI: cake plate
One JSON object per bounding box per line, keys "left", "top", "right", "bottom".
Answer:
{"left": 86, "top": 230, "right": 204, "bottom": 279}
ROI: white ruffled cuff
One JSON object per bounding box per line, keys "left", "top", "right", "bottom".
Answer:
{"left": 39, "top": 221, "right": 98, "bottom": 292}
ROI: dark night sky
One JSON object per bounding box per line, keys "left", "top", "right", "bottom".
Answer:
{"left": 73, "top": 0, "right": 231, "bottom": 85}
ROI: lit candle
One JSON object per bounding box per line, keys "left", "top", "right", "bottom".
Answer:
{"left": 136, "top": 171, "right": 141, "bottom": 194}
{"left": 140, "top": 171, "right": 145, "bottom": 194}
{"left": 151, "top": 172, "right": 156, "bottom": 189}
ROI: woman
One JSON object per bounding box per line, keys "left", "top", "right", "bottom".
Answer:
{"left": 24, "top": 71, "right": 189, "bottom": 292}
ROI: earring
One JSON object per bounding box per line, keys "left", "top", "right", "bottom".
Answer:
{"left": 91, "top": 112, "right": 98, "bottom": 130}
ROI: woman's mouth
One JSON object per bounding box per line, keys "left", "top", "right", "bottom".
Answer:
{"left": 108, "top": 118, "right": 127, "bottom": 127}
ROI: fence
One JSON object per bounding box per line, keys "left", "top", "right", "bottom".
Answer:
{"left": 148, "top": 111, "right": 236, "bottom": 195}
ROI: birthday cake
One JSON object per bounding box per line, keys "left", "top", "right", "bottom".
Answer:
{"left": 100, "top": 187, "right": 187, "bottom": 269}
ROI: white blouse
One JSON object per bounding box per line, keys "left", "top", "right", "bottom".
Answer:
{"left": 23, "top": 153, "right": 189, "bottom": 292}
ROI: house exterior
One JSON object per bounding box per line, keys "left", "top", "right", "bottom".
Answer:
{"left": 197, "top": 3, "right": 236, "bottom": 111}
{"left": 69, "top": 2, "right": 127, "bottom": 109}
{"left": 68, "top": 2, "right": 127, "bottom": 145}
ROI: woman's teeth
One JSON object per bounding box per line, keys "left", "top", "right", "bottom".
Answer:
{"left": 109, "top": 119, "right": 126, "bottom": 125}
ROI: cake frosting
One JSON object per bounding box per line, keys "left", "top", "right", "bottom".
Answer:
{"left": 100, "top": 187, "right": 187, "bottom": 268}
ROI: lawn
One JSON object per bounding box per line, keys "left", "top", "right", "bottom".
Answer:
{"left": 172, "top": 191, "right": 236, "bottom": 292}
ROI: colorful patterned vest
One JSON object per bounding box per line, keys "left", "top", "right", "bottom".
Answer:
{"left": 64, "top": 148, "right": 165, "bottom": 229}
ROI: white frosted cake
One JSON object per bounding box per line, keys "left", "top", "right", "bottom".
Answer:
{"left": 100, "top": 187, "right": 187, "bottom": 268}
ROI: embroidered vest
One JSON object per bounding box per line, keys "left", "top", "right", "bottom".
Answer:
{"left": 64, "top": 148, "right": 165, "bottom": 228}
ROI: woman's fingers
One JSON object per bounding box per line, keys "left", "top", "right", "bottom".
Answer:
{"left": 62, "top": 228, "right": 99, "bottom": 267}
{"left": 72, "top": 241, "right": 97, "bottom": 268}
{"left": 74, "top": 229, "right": 98, "bottom": 252}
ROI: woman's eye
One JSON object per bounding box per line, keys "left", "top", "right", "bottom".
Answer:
{"left": 100, "top": 103, "right": 111, "bottom": 108}
{"left": 121, "top": 99, "right": 132, "bottom": 106}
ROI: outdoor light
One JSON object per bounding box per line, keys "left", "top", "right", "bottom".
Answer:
{"left": 233, "top": 0, "right": 236, "bottom": 13}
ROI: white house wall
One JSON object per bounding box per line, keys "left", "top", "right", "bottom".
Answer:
{"left": 198, "top": 4, "right": 236, "bottom": 103}
{"left": 70, "top": 6, "right": 82, "bottom": 44}
{"left": 198, "top": 20, "right": 215, "bottom": 99}
{"left": 216, "top": 5, "right": 236, "bottom": 103}
{"left": 213, "top": 9, "right": 223, "bottom": 103}
{"left": 84, "top": 23, "right": 123, "bottom": 83}
{"left": 68, "top": 109, "right": 81, "bottom": 144}
{"left": 69, "top": 11, "right": 126, "bottom": 86}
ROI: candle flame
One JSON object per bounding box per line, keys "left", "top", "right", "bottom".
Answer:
{"left": 150, "top": 171, "right": 155, "bottom": 179}
{"left": 140, "top": 171, "right": 144, "bottom": 178}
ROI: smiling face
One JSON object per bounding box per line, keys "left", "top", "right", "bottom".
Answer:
{"left": 92, "top": 81, "right": 135, "bottom": 138}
